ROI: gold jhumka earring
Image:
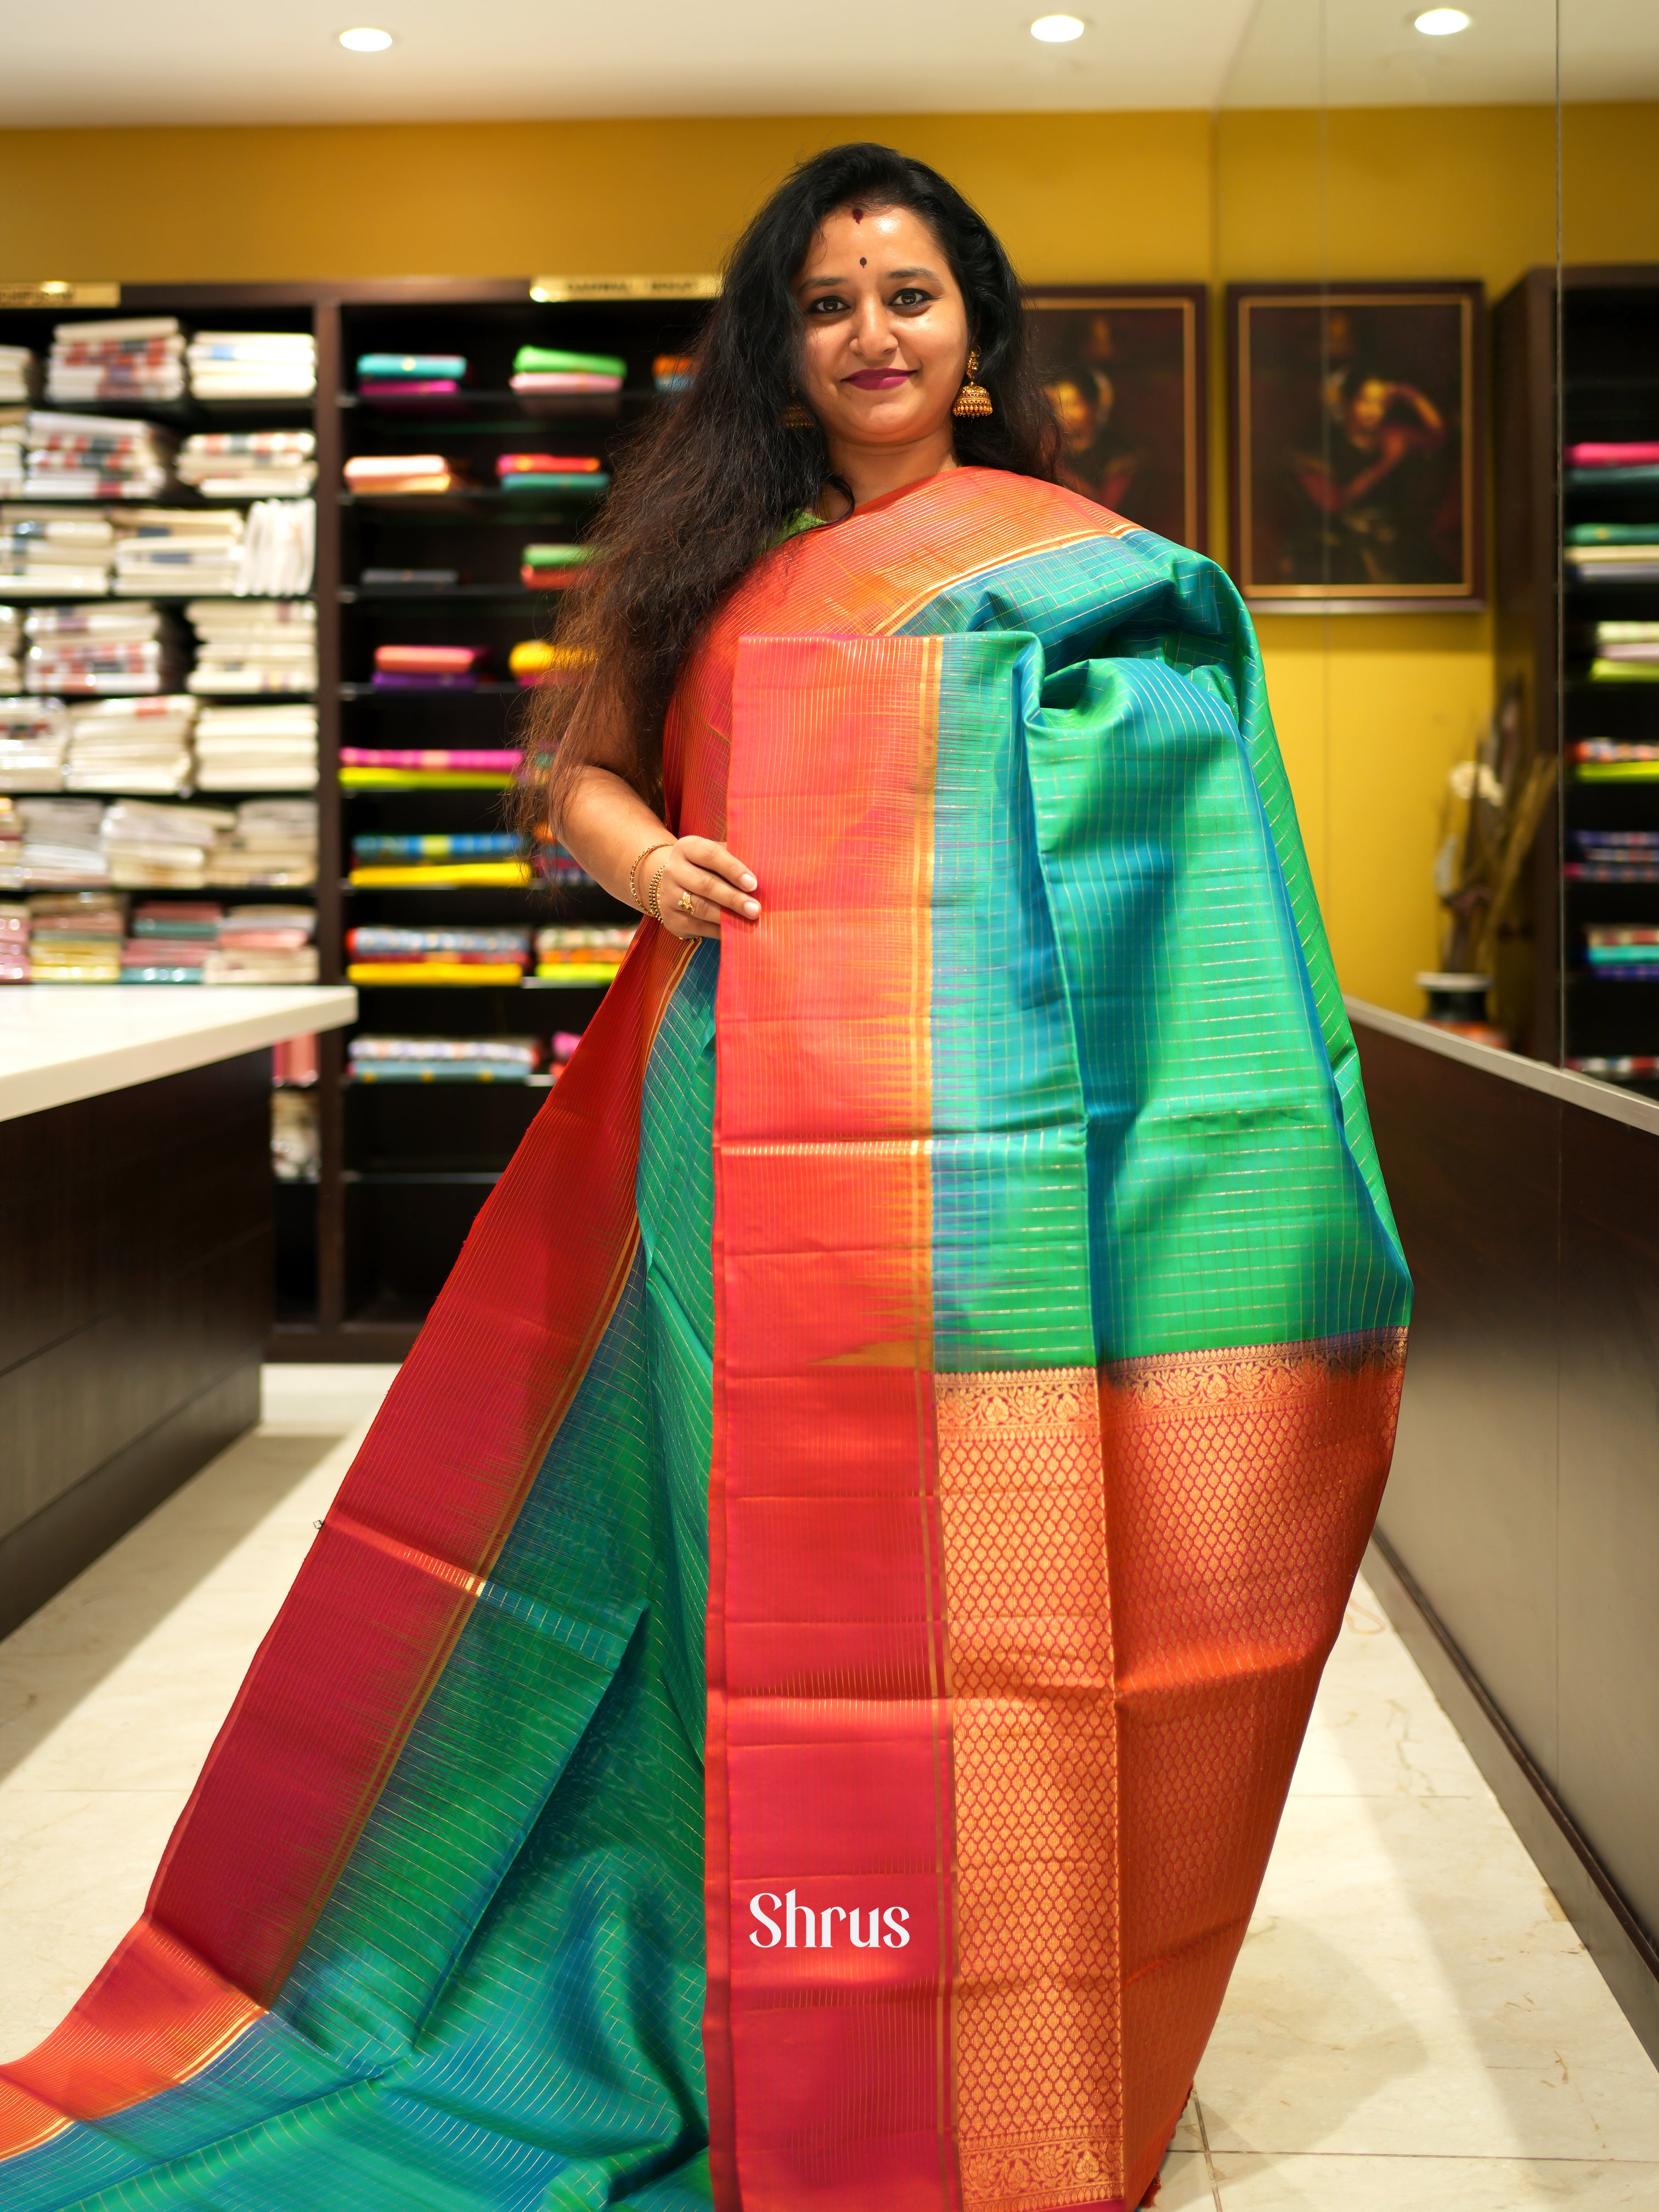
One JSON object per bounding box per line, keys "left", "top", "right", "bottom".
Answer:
{"left": 952, "top": 347, "right": 993, "bottom": 419}
{"left": 780, "top": 390, "right": 815, "bottom": 428}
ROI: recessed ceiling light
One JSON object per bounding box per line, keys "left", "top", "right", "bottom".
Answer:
{"left": 338, "top": 26, "right": 394, "bottom": 50}
{"left": 1030, "top": 14, "right": 1087, "bottom": 42}
{"left": 1413, "top": 8, "right": 1471, "bottom": 33}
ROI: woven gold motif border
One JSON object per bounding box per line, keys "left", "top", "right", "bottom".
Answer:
{"left": 935, "top": 1367, "right": 1124, "bottom": 2212}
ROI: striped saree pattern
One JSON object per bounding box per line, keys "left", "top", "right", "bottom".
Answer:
{"left": 0, "top": 468, "right": 1408, "bottom": 2212}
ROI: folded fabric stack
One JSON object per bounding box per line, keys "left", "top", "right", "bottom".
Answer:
{"left": 64, "top": 695, "right": 197, "bottom": 793}
{"left": 653, "top": 354, "right": 695, "bottom": 398}
{"left": 24, "top": 608, "right": 167, "bottom": 698}
{"left": 23, "top": 413, "right": 176, "bottom": 499}
{"left": 1596, "top": 620, "right": 1659, "bottom": 664}
{"left": 103, "top": 800, "right": 237, "bottom": 889}
{"left": 1566, "top": 829, "right": 1659, "bottom": 882}
{"left": 356, "top": 353, "right": 469, "bottom": 404}
{"left": 1570, "top": 739, "right": 1659, "bottom": 781}
{"left": 348, "top": 1034, "right": 541, "bottom": 1082}
{"left": 371, "top": 642, "right": 486, "bottom": 691}
{"left": 0, "top": 893, "right": 27, "bottom": 977}
{"left": 1565, "top": 440, "right": 1659, "bottom": 491}
{"left": 0, "top": 349, "right": 39, "bottom": 405}
{"left": 0, "top": 800, "right": 24, "bottom": 889}
{"left": 21, "top": 799, "right": 107, "bottom": 882}
{"left": 495, "top": 453, "right": 610, "bottom": 496}
{"left": 1583, "top": 924, "right": 1659, "bottom": 979}
{"left": 186, "top": 332, "right": 317, "bottom": 401}
{"left": 509, "top": 347, "right": 625, "bottom": 413}
{"left": 339, "top": 744, "right": 517, "bottom": 791}
{"left": 114, "top": 510, "right": 245, "bottom": 597}
{"left": 239, "top": 498, "right": 316, "bottom": 595}
{"left": 273, "top": 1032, "right": 319, "bottom": 1085}
{"left": 1567, "top": 1054, "right": 1659, "bottom": 1079}
{"left": 121, "top": 900, "right": 221, "bottom": 982}
{"left": 344, "top": 454, "right": 464, "bottom": 496}
{"left": 345, "top": 920, "right": 530, "bottom": 985}
{"left": 1589, "top": 618, "right": 1659, "bottom": 682}
{"left": 28, "top": 889, "right": 125, "bottom": 978}
{"left": 0, "top": 506, "right": 116, "bottom": 595}
{"left": 272, "top": 1090, "right": 320, "bottom": 1179}
{"left": 0, "top": 414, "right": 23, "bottom": 497}
{"left": 176, "top": 431, "right": 317, "bottom": 500}
{"left": 534, "top": 844, "right": 597, "bottom": 888}
{"left": 0, "top": 701, "right": 69, "bottom": 792}
{"left": 204, "top": 905, "right": 318, "bottom": 984}
{"left": 25, "top": 603, "right": 183, "bottom": 695}
{"left": 348, "top": 828, "right": 528, "bottom": 887}
{"left": 520, "top": 543, "right": 594, "bottom": 590}
{"left": 509, "top": 639, "right": 589, "bottom": 686}
{"left": 47, "top": 318, "right": 184, "bottom": 404}
{"left": 194, "top": 703, "right": 319, "bottom": 791}
{"left": 0, "top": 603, "right": 16, "bottom": 690}
{"left": 210, "top": 798, "right": 318, "bottom": 886}
{"left": 188, "top": 599, "right": 317, "bottom": 693}
{"left": 1565, "top": 524, "right": 1659, "bottom": 583}
{"left": 533, "top": 923, "right": 637, "bottom": 984}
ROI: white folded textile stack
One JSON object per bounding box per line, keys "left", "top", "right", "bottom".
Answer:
{"left": 210, "top": 798, "right": 318, "bottom": 885}
{"left": 0, "top": 411, "right": 24, "bottom": 496}
{"left": 187, "top": 599, "right": 315, "bottom": 693}
{"left": 0, "top": 349, "right": 39, "bottom": 405}
{"left": 103, "top": 798, "right": 235, "bottom": 889}
{"left": 0, "top": 605, "right": 18, "bottom": 692}
{"left": 114, "top": 510, "right": 245, "bottom": 596}
{"left": 23, "top": 412, "right": 176, "bottom": 499}
{"left": 236, "top": 498, "right": 315, "bottom": 595}
{"left": 176, "top": 431, "right": 317, "bottom": 500}
{"left": 0, "top": 802, "right": 23, "bottom": 895}
{"left": 0, "top": 507, "right": 116, "bottom": 596}
{"left": 24, "top": 604, "right": 184, "bottom": 695}
{"left": 48, "top": 318, "right": 185, "bottom": 404}
{"left": 205, "top": 902, "right": 319, "bottom": 983}
{"left": 186, "top": 332, "right": 317, "bottom": 400}
{"left": 0, "top": 700, "right": 69, "bottom": 792}
{"left": 193, "top": 702, "right": 317, "bottom": 791}
{"left": 63, "top": 695, "right": 198, "bottom": 793}
{"left": 19, "top": 797, "right": 108, "bottom": 883}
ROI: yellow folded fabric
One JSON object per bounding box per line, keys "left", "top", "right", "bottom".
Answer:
{"left": 347, "top": 962, "right": 525, "bottom": 985}
{"left": 348, "top": 861, "right": 532, "bottom": 887}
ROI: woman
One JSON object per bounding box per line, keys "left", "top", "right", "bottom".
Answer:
{"left": 0, "top": 146, "right": 1409, "bottom": 2212}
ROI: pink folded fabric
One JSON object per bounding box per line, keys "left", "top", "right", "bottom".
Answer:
{"left": 1566, "top": 442, "right": 1659, "bottom": 467}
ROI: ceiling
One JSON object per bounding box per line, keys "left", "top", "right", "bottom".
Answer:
{"left": 0, "top": 0, "right": 1652, "bottom": 128}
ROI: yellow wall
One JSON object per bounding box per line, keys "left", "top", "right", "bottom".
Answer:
{"left": 3, "top": 103, "right": 1657, "bottom": 1012}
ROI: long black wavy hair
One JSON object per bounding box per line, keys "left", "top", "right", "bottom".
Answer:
{"left": 519, "top": 141, "right": 1058, "bottom": 833}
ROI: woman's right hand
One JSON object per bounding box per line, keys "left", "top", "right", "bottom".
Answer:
{"left": 645, "top": 837, "right": 761, "bottom": 941}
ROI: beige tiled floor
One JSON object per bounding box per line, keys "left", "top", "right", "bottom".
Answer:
{"left": 3, "top": 1366, "right": 1658, "bottom": 2207}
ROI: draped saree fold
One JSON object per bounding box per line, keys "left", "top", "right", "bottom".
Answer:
{"left": 0, "top": 467, "right": 1409, "bottom": 2212}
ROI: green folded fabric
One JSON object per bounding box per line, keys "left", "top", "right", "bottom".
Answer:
{"left": 1567, "top": 523, "right": 1659, "bottom": 545}
{"left": 521, "top": 544, "right": 594, "bottom": 568}
{"left": 513, "top": 346, "right": 627, "bottom": 378}
{"left": 501, "top": 472, "right": 612, "bottom": 495}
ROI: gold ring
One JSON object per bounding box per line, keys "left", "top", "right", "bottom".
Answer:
{"left": 677, "top": 890, "right": 696, "bottom": 916}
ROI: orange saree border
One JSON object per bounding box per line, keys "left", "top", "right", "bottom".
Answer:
{"left": 708, "top": 632, "right": 953, "bottom": 2212}
{"left": 0, "top": 924, "right": 696, "bottom": 2156}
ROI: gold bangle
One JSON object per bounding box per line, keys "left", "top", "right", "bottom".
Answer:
{"left": 646, "top": 864, "right": 668, "bottom": 924}
{"left": 628, "top": 838, "right": 674, "bottom": 910}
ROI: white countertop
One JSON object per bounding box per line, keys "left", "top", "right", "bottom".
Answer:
{"left": 0, "top": 985, "right": 357, "bottom": 1123}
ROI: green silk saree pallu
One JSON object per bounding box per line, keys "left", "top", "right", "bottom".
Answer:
{"left": 0, "top": 469, "right": 1408, "bottom": 2212}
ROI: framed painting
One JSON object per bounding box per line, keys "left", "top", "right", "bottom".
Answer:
{"left": 1228, "top": 281, "right": 1485, "bottom": 611}
{"left": 1025, "top": 285, "right": 1208, "bottom": 551}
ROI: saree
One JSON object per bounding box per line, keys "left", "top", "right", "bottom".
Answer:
{"left": 0, "top": 467, "right": 1409, "bottom": 2212}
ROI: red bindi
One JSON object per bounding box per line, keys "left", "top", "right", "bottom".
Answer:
{"left": 859, "top": 257, "right": 867, "bottom": 267}
{"left": 851, "top": 205, "right": 865, "bottom": 222}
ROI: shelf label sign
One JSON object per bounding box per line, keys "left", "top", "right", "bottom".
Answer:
{"left": 0, "top": 280, "right": 120, "bottom": 308}
{"left": 529, "top": 274, "right": 721, "bottom": 302}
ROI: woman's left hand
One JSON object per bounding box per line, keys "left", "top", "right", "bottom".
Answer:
{"left": 646, "top": 836, "right": 762, "bottom": 941}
